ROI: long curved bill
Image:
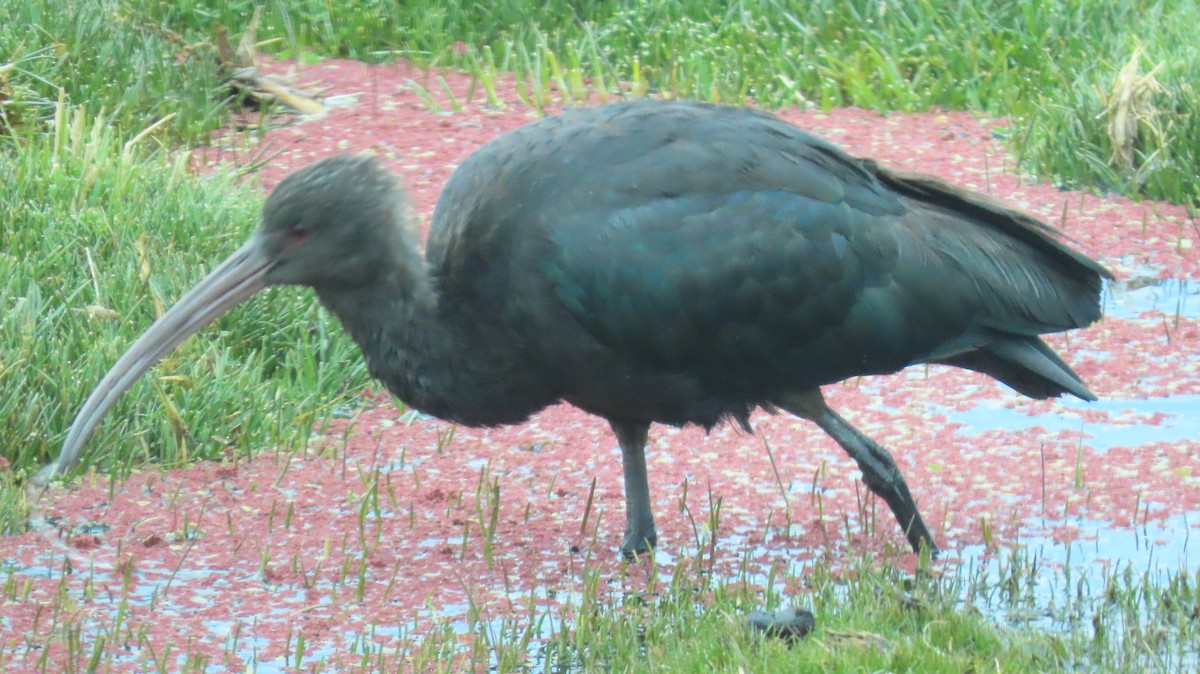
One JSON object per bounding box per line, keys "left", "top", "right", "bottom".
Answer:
{"left": 44, "top": 235, "right": 273, "bottom": 482}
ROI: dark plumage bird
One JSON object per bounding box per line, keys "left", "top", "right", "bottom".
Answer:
{"left": 50, "top": 100, "right": 1112, "bottom": 557}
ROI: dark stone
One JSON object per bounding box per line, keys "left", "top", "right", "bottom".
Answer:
{"left": 747, "top": 606, "right": 816, "bottom": 642}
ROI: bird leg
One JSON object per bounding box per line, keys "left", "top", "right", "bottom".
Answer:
{"left": 780, "top": 390, "right": 938, "bottom": 556}
{"left": 610, "top": 419, "right": 657, "bottom": 557}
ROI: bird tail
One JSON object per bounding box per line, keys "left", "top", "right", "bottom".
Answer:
{"left": 936, "top": 335, "right": 1097, "bottom": 401}
{"left": 871, "top": 163, "right": 1114, "bottom": 290}
{"left": 867, "top": 164, "right": 1110, "bottom": 402}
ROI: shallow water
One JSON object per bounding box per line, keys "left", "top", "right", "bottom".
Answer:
{"left": 957, "top": 511, "right": 1199, "bottom": 673}
{"left": 1103, "top": 275, "right": 1198, "bottom": 320}
{"left": 943, "top": 394, "right": 1200, "bottom": 452}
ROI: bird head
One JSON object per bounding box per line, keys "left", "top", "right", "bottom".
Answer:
{"left": 43, "top": 155, "right": 408, "bottom": 483}
{"left": 259, "top": 155, "right": 412, "bottom": 291}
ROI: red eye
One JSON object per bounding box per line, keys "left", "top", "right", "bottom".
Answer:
{"left": 290, "top": 226, "right": 307, "bottom": 244}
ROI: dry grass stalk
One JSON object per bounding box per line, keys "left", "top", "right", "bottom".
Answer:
{"left": 1100, "top": 46, "right": 1165, "bottom": 171}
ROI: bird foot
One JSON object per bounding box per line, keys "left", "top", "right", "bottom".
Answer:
{"left": 914, "top": 533, "right": 940, "bottom": 559}
{"left": 619, "top": 525, "right": 657, "bottom": 559}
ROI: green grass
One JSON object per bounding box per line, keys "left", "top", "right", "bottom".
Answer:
{"left": 0, "top": 100, "right": 369, "bottom": 513}
{"left": 562, "top": 566, "right": 1043, "bottom": 672}
{"left": 7, "top": 532, "right": 1195, "bottom": 671}
{"left": 0, "top": 0, "right": 228, "bottom": 143}
{"left": 4, "top": 1, "right": 1200, "bottom": 203}
{"left": 450, "top": 546, "right": 1197, "bottom": 673}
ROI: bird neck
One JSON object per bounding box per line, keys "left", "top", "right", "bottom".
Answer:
{"left": 314, "top": 260, "right": 545, "bottom": 426}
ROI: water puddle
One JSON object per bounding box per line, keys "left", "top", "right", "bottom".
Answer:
{"left": 957, "top": 511, "right": 1198, "bottom": 664}
{"left": 1103, "top": 275, "right": 1198, "bottom": 320}
{"left": 942, "top": 394, "right": 1200, "bottom": 452}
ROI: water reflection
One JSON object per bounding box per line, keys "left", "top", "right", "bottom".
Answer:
{"left": 1103, "top": 275, "right": 1197, "bottom": 320}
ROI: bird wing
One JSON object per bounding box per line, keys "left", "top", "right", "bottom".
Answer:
{"left": 427, "top": 101, "right": 1106, "bottom": 397}
{"left": 543, "top": 185, "right": 941, "bottom": 391}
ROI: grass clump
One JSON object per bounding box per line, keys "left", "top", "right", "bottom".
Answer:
{"left": 536, "top": 567, "right": 1035, "bottom": 673}
{"left": 74, "top": 0, "right": 1198, "bottom": 206}
{"left": 0, "top": 0, "right": 227, "bottom": 143}
{"left": 4, "top": 1, "right": 1199, "bottom": 204}
{"left": 0, "top": 102, "right": 368, "bottom": 523}
{"left": 460, "top": 549, "right": 1198, "bottom": 673}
